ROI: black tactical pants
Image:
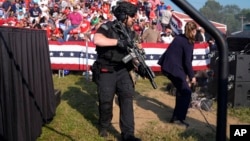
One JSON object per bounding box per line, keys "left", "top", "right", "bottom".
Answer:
{"left": 97, "top": 68, "right": 135, "bottom": 137}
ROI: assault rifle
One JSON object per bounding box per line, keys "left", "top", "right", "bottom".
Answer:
{"left": 112, "top": 21, "right": 157, "bottom": 89}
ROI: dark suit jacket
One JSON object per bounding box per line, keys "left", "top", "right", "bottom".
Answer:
{"left": 158, "top": 34, "right": 195, "bottom": 80}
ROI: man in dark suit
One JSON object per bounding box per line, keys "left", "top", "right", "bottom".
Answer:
{"left": 158, "top": 21, "right": 197, "bottom": 128}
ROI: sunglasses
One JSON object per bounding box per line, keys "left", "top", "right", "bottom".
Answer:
{"left": 128, "top": 13, "right": 136, "bottom": 18}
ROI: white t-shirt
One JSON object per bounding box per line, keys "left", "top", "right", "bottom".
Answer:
{"left": 38, "top": 0, "right": 48, "bottom": 6}
{"left": 161, "top": 32, "right": 174, "bottom": 44}
{"left": 40, "top": 5, "right": 49, "bottom": 18}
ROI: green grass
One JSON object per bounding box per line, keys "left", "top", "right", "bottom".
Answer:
{"left": 228, "top": 107, "right": 250, "bottom": 123}
{"left": 37, "top": 72, "right": 250, "bottom": 141}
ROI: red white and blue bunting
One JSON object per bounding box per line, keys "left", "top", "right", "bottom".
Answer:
{"left": 49, "top": 41, "right": 210, "bottom": 72}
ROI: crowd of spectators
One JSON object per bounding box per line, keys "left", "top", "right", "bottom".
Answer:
{"left": 0, "top": 0, "right": 177, "bottom": 43}
{"left": 1, "top": 0, "right": 214, "bottom": 45}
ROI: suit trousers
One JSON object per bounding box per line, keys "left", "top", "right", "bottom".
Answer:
{"left": 164, "top": 71, "right": 192, "bottom": 120}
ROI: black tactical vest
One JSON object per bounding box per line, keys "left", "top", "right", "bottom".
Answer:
{"left": 96, "top": 21, "right": 135, "bottom": 66}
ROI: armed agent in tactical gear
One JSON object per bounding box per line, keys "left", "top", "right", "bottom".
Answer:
{"left": 92, "top": 1, "right": 142, "bottom": 141}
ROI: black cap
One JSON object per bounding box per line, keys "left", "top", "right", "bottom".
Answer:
{"left": 112, "top": 1, "right": 137, "bottom": 21}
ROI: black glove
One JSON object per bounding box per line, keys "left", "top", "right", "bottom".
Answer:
{"left": 137, "top": 65, "right": 147, "bottom": 78}
{"left": 117, "top": 39, "right": 131, "bottom": 50}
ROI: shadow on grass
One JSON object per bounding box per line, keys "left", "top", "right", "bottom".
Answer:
{"left": 61, "top": 76, "right": 121, "bottom": 140}
{"left": 59, "top": 72, "right": 225, "bottom": 141}
{"left": 44, "top": 125, "right": 76, "bottom": 141}
{"left": 134, "top": 87, "right": 218, "bottom": 141}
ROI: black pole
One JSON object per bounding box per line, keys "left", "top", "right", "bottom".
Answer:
{"left": 171, "top": 1, "right": 228, "bottom": 141}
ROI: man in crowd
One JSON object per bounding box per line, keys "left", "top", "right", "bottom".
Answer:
{"left": 63, "top": 5, "right": 82, "bottom": 41}
{"left": 160, "top": 5, "right": 172, "bottom": 32}
{"left": 28, "top": 3, "right": 42, "bottom": 24}
{"left": 161, "top": 26, "right": 174, "bottom": 43}
{"left": 141, "top": 19, "right": 161, "bottom": 43}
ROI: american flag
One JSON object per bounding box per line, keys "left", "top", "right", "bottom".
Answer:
{"left": 49, "top": 41, "right": 210, "bottom": 71}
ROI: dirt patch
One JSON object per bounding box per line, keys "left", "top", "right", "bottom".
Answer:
{"left": 111, "top": 90, "right": 245, "bottom": 138}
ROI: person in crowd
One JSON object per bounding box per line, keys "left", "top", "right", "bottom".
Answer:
{"left": 158, "top": 21, "right": 197, "bottom": 128}
{"left": 39, "top": 3, "right": 50, "bottom": 22}
{"left": 50, "top": 25, "right": 64, "bottom": 41}
{"left": 11, "top": 0, "right": 24, "bottom": 16}
{"left": 68, "top": 32, "right": 84, "bottom": 41}
{"left": 70, "top": 12, "right": 91, "bottom": 41}
{"left": 156, "top": 0, "right": 166, "bottom": 19}
{"left": 33, "top": 22, "right": 42, "bottom": 29}
{"left": 54, "top": 0, "right": 61, "bottom": 5}
{"left": 0, "top": 13, "right": 6, "bottom": 25}
{"left": 0, "top": 4, "right": 4, "bottom": 18}
{"left": 5, "top": 11, "right": 17, "bottom": 26}
{"left": 89, "top": 15, "right": 105, "bottom": 41}
{"left": 111, "top": 0, "right": 119, "bottom": 9}
{"left": 22, "top": 19, "right": 30, "bottom": 28}
{"left": 141, "top": 19, "right": 161, "bottom": 43}
{"left": 60, "top": 0, "right": 69, "bottom": 11}
{"left": 28, "top": 3, "right": 42, "bottom": 24}
{"left": 49, "top": 4, "right": 60, "bottom": 19}
{"left": 63, "top": 5, "right": 83, "bottom": 41}
{"left": 195, "top": 27, "right": 207, "bottom": 42}
{"left": 148, "top": 4, "right": 157, "bottom": 21}
{"left": 138, "top": 19, "right": 147, "bottom": 35}
{"left": 207, "top": 37, "right": 217, "bottom": 51}
{"left": 137, "top": 10, "right": 148, "bottom": 23}
{"left": 38, "top": 0, "right": 48, "bottom": 6}
{"left": 93, "top": 1, "right": 141, "bottom": 141}
{"left": 101, "top": 0, "right": 110, "bottom": 15}
{"left": 161, "top": 26, "right": 174, "bottom": 44}
{"left": 16, "top": 8, "right": 25, "bottom": 20}
{"left": 143, "top": 0, "right": 151, "bottom": 19}
{"left": 160, "top": 5, "right": 172, "bottom": 32}
{"left": 2, "top": 0, "right": 12, "bottom": 19}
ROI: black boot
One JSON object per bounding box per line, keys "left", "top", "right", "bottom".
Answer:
{"left": 170, "top": 119, "right": 189, "bottom": 128}
{"left": 169, "top": 116, "right": 178, "bottom": 123}
{"left": 179, "top": 120, "right": 189, "bottom": 128}
{"left": 122, "top": 134, "right": 141, "bottom": 141}
{"left": 99, "top": 128, "right": 108, "bottom": 137}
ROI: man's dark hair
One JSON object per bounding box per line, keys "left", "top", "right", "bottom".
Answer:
{"left": 112, "top": 1, "right": 137, "bottom": 21}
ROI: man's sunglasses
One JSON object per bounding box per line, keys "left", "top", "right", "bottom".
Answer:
{"left": 128, "top": 13, "right": 136, "bottom": 18}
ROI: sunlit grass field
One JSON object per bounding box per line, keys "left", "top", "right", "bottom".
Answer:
{"left": 37, "top": 72, "right": 250, "bottom": 141}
